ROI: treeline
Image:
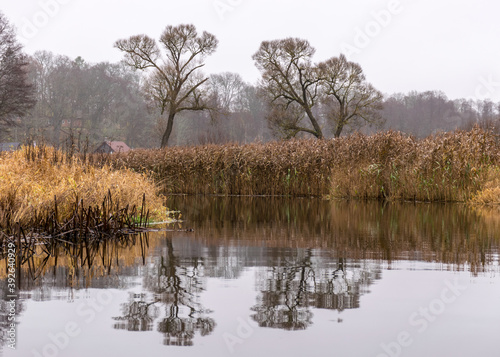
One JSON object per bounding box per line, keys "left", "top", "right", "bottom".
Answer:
{"left": 21, "top": 51, "right": 157, "bottom": 148}
{"left": 381, "top": 90, "right": 500, "bottom": 137}
{"left": 7, "top": 55, "right": 500, "bottom": 148}
{"left": 1, "top": 14, "right": 499, "bottom": 148}
{"left": 1, "top": 50, "right": 274, "bottom": 147}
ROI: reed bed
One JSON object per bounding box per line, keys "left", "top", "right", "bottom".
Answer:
{"left": 330, "top": 128, "right": 499, "bottom": 201}
{"left": 0, "top": 144, "right": 170, "bottom": 235}
{"left": 98, "top": 139, "right": 336, "bottom": 196}
{"left": 100, "top": 127, "right": 500, "bottom": 202}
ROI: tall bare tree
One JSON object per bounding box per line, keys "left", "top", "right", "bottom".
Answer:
{"left": 208, "top": 72, "right": 246, "bottom": 113}
{"left": 0, "top": 12, "right": 35, "bottom": 135}
{"left": 318, "top": 54, "right": 383, "bottom": 137}
{"left": 265, "top": 101, "right": 309, "bottom": 139}
{"left": 253, "top": 38, "right": 323, "bottom": 139}
{"left": 115, "top": 24, "right": 218, "bottom": 147}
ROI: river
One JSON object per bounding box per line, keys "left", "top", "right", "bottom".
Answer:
{"left": 2, "top": 196, "right": 499, "bottom": 357}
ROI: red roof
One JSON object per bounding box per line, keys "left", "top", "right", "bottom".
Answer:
{"left": 106, "top": 141, "right": 130, "bottom": 153}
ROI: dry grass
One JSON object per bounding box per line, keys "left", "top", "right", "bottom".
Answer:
{"left": 329, "top": 128, "right": 498, "bottom": 201}
{"left": 98, "top": 139, "right": 335, "bottom": 196}
{"left": 0, "top": 145, "right": 169, "bottom": 230}
{"left": 469, "top": 167, "right": 500, "bottom": 205}
{"left": 100, "top": 126, "right": 500, "bottom": 202}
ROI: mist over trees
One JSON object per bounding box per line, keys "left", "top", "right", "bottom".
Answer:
{"left": 380, "top": 91, "right": 500, "bottom": 137}
{"left": 22, "top": 51, "right": 156, "bottom": 147}
{"left": 1, "top": 11, "right": 499, "bottom": 148}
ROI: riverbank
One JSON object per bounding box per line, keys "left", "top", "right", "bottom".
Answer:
{"left": 0, "top": 145, "right": 170, "bottom": 236}
{"left": 101, "top": 127, "right": 500, "bottom": 203}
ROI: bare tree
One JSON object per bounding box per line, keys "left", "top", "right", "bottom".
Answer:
{"left": 115, "top": 24, "right": 218, "bottom": 147}
{"left": 318, "top": 54, "right": 383, "bottom": 137}
{"left": 253, "top": 38, "right": 323, "bottom": 139}
{"left": 266, "top": 101, "right": 309, "bottom": 139}
{"left": 208, "top": 72, "right": 246, "bottom": 113}
{"left": 27, "top": 51, "right": 154, "bottom": 147}
{"left": 0, "top": 12, "right": 35, "bottom": 133}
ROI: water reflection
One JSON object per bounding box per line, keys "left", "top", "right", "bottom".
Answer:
{"left": 0, "top": 197, "right": 499, "bottom": 352}
{"left": 251, "top": 253, "right": 381, "bottom": 330}
{"left": 113, "top": 292, "right": 160, "bottom": 332}
{"left": 141, "top": 238, "right": 215, "bottom": 346}
{"left": 167, "top": 196, "right": 500, "bottom": 272}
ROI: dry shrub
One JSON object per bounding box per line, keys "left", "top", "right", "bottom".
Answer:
{"left": 0, "top": 145, "right": 168, "bottom": 228}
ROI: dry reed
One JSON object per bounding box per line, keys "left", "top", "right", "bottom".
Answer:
{"left": 329, "top": 128, "right": 498, "bottom": 201}
{"left": 0, "top": 144, "right": 169, "bottom": 231}
{"left": 99, "top": 127, "right": 500, "bottom": 202}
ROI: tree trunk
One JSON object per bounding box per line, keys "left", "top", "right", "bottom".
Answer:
{"left": 334, "top": 123, "right": 343, "bottom": 138}
{"left": 304, "top": 108, "right": 324, "bottom": 139}
{"left": 160, "top": 111, "right": 176, "bottom": 148}
{"left": 52, "top": 118, "right": 61, "bottom": 147}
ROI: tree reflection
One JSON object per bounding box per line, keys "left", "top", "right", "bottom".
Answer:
{"left": 313, "top": 258, "right": 353, "bottom": 311}
{"left": 114, "top": 238, "right": 215, "bottom": 346}
{"left": 252, "top": 252, "right": 377, "bottom": 330}
{"left": 154, "top": 239, "right": 215, "bottom": 346}
{"left": 113, "top": 293, "right": 159, "bottom": 332}
{"left": 251, "top": 249, "right": 315, "bottom": 330}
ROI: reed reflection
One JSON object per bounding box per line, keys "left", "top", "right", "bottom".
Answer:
{"left": 168, "top": 196, "right": 500, "bottom": 272}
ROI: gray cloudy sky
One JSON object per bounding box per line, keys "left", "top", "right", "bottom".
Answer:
{"left": 2, "top": 0, "right": 500, "bottom": 101}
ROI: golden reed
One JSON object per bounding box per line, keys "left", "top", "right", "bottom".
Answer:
{"left": 99, "top": 127, "right": 500, "bottom": 203}
{"left": 0, "top": 144, "right": 169, "bottom": 230}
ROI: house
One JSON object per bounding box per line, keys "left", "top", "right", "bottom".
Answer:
{"left": 94, "top": 141, "right": 131, "bottom": 154}
{"left": 0, "top": 142, "right": 21, "bottom": 152}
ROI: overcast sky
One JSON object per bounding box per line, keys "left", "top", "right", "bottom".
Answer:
{"left": 2, "top": 0, "right": 500, "bottom": 101}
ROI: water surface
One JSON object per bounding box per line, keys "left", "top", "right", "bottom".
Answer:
{"left": 2, "top": 197, "right": 499, "bottom": 357}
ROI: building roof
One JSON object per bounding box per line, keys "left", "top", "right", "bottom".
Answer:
{"left": 106, "top": 141, "right": 130, "bottom": 153}
{"left": 94, "top": 140, "right": 131, "bottom": 154}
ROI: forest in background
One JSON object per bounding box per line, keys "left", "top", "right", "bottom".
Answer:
{"left": 1, "top": 13, "right": 499, "bottom": 149}
{"left": 4, "top": 50, "right": 498, "bottom": 149}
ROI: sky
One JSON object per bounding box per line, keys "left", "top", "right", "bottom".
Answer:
{"left": 2, "top": 0, "right": 500, "bottom": 101}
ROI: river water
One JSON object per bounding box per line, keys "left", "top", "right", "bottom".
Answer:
{"left": 2, "top": 196, "right": 500, "bottom": 357}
